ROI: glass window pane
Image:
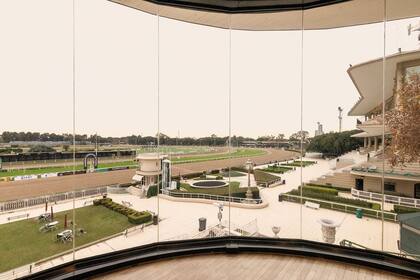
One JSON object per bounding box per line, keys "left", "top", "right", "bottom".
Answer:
{"left": 301, "top": 1, "right": 387, "bottom": 250}
{"left": 0, "top": 0, "right": 74, "bottom": 275}
{"left": 229, "top": 22, "right": 304, "bottom": 239}
{"left": 383, "top": 2, "right": 420, "bottom": 257}
{"left": 158, "top": 15, "right": 230, "bottom": 241}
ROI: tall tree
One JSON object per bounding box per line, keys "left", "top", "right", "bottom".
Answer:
{"left": 385, "top": 73, "right": 420, "bottom": 166}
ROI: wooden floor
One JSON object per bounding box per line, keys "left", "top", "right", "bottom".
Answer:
{"left": 93, "top": 253, "right": 414, "bottom": 280}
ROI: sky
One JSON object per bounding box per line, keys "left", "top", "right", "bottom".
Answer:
{"left": 0, "top": 0, "right": 419, "bottom": 139}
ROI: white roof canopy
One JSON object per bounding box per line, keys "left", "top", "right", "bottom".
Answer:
{"left": 348, "top": 50, "right": 420, "bottom": 116}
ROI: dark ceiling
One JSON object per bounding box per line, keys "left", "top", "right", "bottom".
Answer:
{"left": 141, "top": 0, "right": 351, "bottom": 13}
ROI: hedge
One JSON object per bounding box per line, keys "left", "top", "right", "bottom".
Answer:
{"left": 281, "top": 194, "right": 395, "bottom": 221}
{"left": 304, "top": 183, "right": 351, "bottom": 193}
{"left": 393, "top": 205, "right": 420, "bottom": 214}
{"left": 300, "top": 185, "right": 338, "bottom": 196}
{"left": 231, "top": 166, "right": 253, "bottom": 173}
{"left": 147, "top": 184, "right": 158, "bottom": 198}
{"left": 94, "top": 198, "right": 152, "bottom": 225}
{"left": 171, "top": 172, "right": 203, "bottom": 180}
{"left": 288, "top": 189, "right": 381, "bottom": 210}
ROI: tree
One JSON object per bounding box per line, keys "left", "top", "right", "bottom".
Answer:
{"left": 276, "top": 134, "right": 285, "bottom": 140}
{"left": 62, "top": 144, "right": 70, "bottom": 152}
{"left": 289, "top": 131, "right": 309, "bottom": 142}
{"left": 306, "top": 130, "right": 362, "bottom": 156}
{"left": 385, "top": 73, "right": 420, "bottom": 166}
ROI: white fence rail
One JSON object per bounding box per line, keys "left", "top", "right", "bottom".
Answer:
{"left": 351, "top": 188, "right": 420, "bottom": 208}
{"left": 161, "top": 189, "right": 262, "bottom": 204}
{"left": 0, "top": 187, "right": 107, "bottom": 212}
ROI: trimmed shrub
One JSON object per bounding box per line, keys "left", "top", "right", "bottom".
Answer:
{"left": 300, "top": 185, "right": 338, "bottom": 196}
{"left": 305, "top": 183, "right": 351, "bottom": 193}
{"left": 288, "top": 189, "right": 381, "bottom": 210}
{"left": 147, "top": 184, "right": 158, "bottom": 198}
{"left": 215, "top": 175, "right": 223, "bottom": 180}
{"left": 394, "top": 205, "right": 420, "bottom": 214}
{"left": 231, "top": 187, "right": 260, "bottom": 199}
{"left": 281, "top": 194, "right": 393, "bottom": 221}
{"left": 94, "top": 198, "right": 152, "bottom": 225}
{"left": 128, "top": 212, "right": 152, "bottom": 224}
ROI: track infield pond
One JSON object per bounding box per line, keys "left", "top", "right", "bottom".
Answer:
{"left": 0, "top": 205, "right": 132, "bottom": 273}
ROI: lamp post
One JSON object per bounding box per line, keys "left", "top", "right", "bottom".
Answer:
{"left": 214, "top": 203, "right": 223, "bottom": 228}
{"left": 245, "top": 159, "right": 253, "bottom": 202}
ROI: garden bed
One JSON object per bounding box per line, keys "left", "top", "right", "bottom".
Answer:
{"left": 174, "top": 182, "right": 260, "bottom": 199}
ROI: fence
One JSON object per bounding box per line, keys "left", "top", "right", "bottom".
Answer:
{"left": 351, "top": 188, "right": 420, "bottom": 208}
{"left": 0, "top": 187, "right": 107, "bottom": 212}
{"left": 281, "top": 193, "right": 398, "bottom": 222}
{"left": 161, "top": 189, "right": 262, "bottom": 204}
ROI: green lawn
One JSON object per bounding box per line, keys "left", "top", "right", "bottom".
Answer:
{"left": 0, "top": 161, "right": 136, "bottom": 178}
{"left": 254, "top": 170, "right": 281, "bottom": 184}
{"left": 0, "top": 205, "right": 132, "bottom": 272}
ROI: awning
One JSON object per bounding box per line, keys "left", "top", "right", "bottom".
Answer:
{"left": 132, "top": 174, "right": 144, "bottom": 182}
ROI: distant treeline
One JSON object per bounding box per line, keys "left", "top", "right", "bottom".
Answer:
{"left": 0, "top": 131, "right": 257, "bottom": 146}
{"left": 306, "top": 130, "right": 363, "bottom": 156}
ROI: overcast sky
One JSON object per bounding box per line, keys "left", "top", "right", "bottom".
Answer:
{"left": 0, "top": 0, "right": 418, "bottom": 139}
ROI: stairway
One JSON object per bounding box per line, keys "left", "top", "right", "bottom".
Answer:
{"left": 310, "top": 170, "right": 354, "bottom": 189}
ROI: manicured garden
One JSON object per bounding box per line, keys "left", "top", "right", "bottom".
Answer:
{"left": 175, "top": 182, "right": 260, "bottom": 199}
{"left": 0, "top": 205, "right": 133, "bottom": 273}
{"left": 286, "top": 184, "right": 381, "bottom": 210}
{"left": 280, "top": 160, "right": 316, "bottom": 167}
{"left": 281, "top": 183, "right": 402, "bottom": 221}
{"left": 253, "top": 169, "right": 281, "bottom": 185}
{"left": 262, "top": 164, "right": 294, "bottom": 174}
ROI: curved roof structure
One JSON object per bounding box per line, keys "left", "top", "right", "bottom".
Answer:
{"left": 348, "top": 50, "right": 420, "bottom": 116}
{"left": 108, "top": 0, "right": 420, "bottom": 31}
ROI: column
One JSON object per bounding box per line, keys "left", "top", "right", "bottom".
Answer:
{"left": 364, "top": 137, "right": 367, "bottom": 149}
{"left": 367, "top": 137, "right": 371, "bottom": 149}
{"left": 374, "top": 136, "right": 378, "bottom": 151}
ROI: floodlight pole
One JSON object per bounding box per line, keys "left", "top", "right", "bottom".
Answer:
{"left": 338, "top": 107, "right": 343, "bottom": 132}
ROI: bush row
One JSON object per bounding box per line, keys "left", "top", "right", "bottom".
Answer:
{"left": 299, "top": 185, "right": 338, "bottom": 196}
{"left": 94, "top": 198, "right": 152, "bottom": 224}
{"left": 230, "top": 188, "right": 260, "bottom": 199}
{"left": 287, "top": 189, "right": 381, "bottom": 210}
{"left": 304, "top": 183, "right": 351, "bottom": 192}
{"left": 393, "top": 205, "right": 420, "bottom": 214}
{"left": 281, "top": 194, "right": 395, "bottom": 221}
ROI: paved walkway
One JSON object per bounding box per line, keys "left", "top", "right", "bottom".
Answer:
{"left": 0, "top": 154, "right": 400, "bottom": 278}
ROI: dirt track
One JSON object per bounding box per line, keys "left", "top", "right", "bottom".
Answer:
{"left": 0, "top": 149, "right": 297, "bottom": 201}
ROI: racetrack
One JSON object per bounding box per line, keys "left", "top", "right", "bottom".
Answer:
{"left": 0, "top": 149, "right": 298, "bottom": 201}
